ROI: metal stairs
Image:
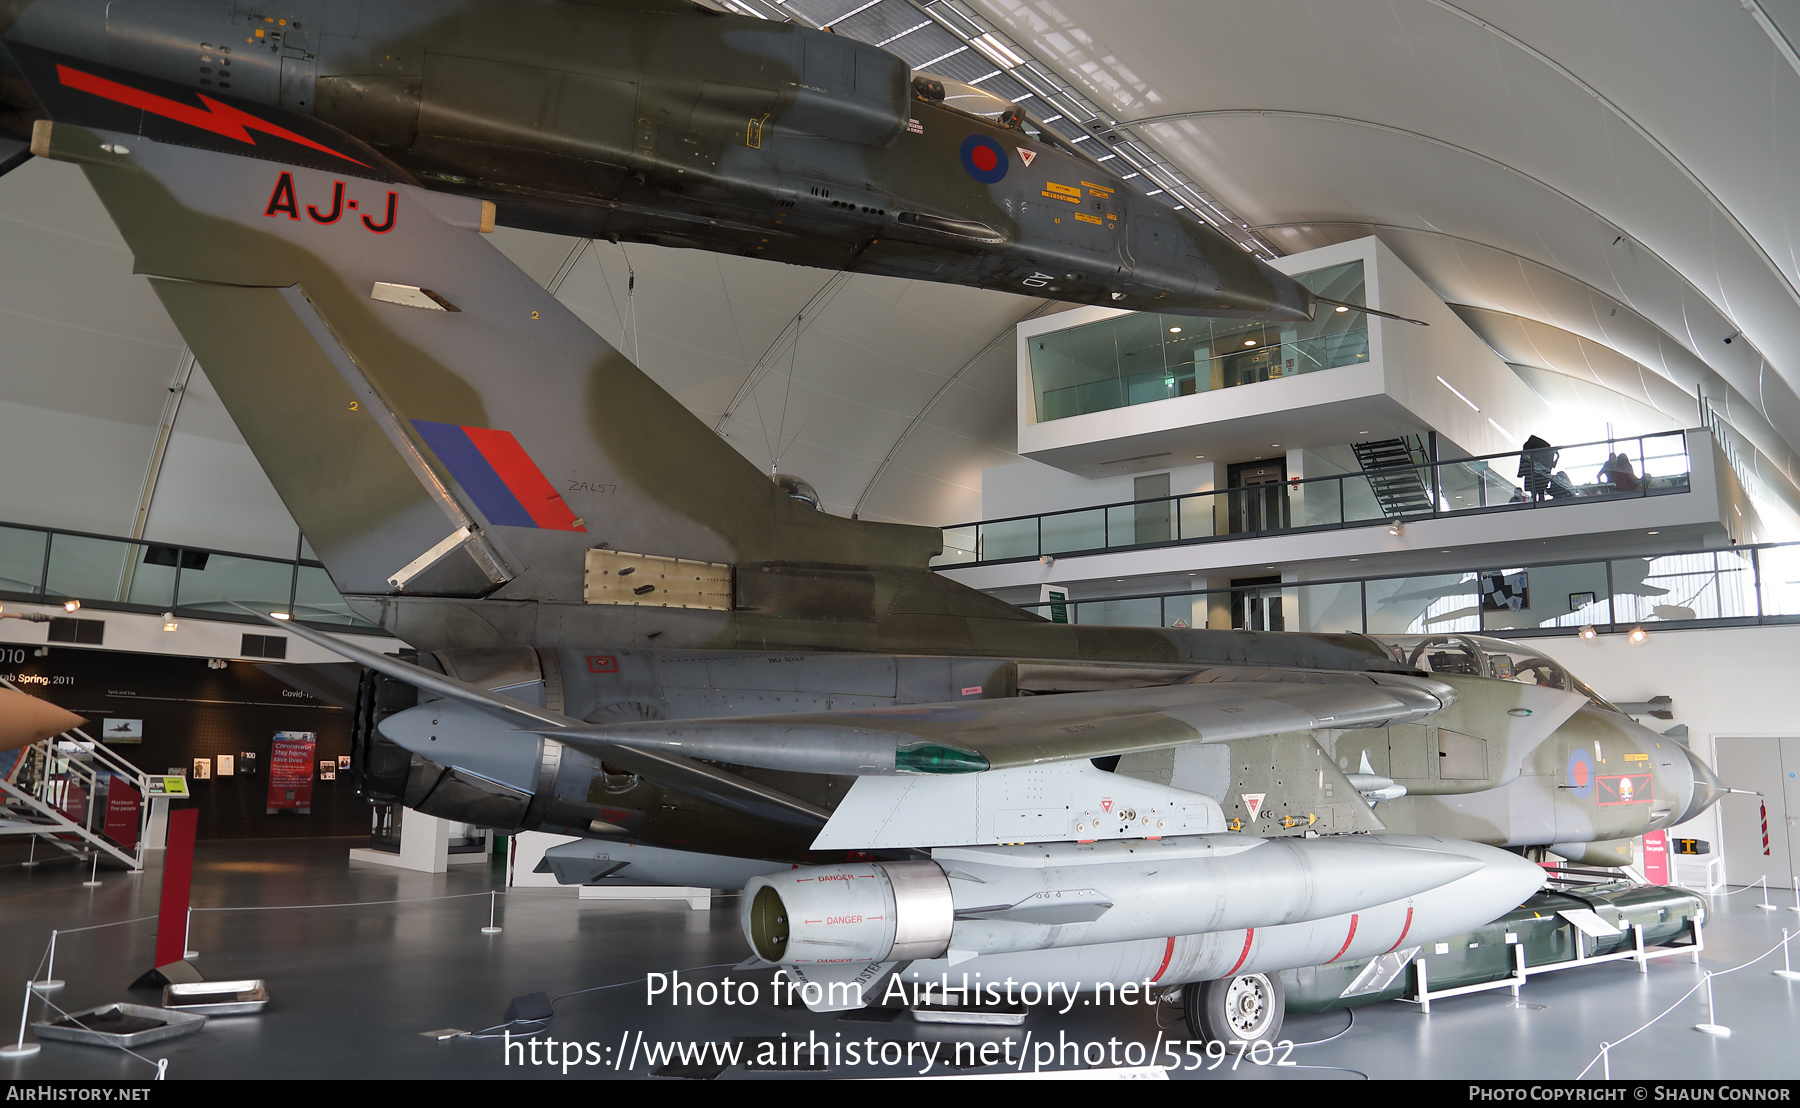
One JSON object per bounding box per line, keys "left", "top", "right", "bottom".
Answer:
{"left": 0, "top": 678, "right": 149, "bottom": 870}
{"left": 1352, "top": 435, "right": 1435, "bottom": 518}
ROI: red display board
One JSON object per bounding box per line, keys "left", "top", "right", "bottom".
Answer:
{"left": 153, "top": 808, "right": 197, "bottom": 969}
{"left": 1642, "top": 829, "right": 1670, "bottom": 885}
{"left": 104, "top": 775, "right": 140, "bottom": 851}
{"left": 266, "top": 731, "right": 316, "bottom": 815}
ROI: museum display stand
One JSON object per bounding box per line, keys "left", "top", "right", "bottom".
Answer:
{"left": 347, "top": 809, "right": 489, "bottom": 874}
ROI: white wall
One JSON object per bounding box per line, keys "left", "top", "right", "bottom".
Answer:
{"left": 982, "top": 457, "right": 1214, "bottom": 520}
{"left": 1531, "top": 622, "right": 1800, "bottom": 886}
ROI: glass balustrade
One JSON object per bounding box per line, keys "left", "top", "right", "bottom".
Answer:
{"left": 930, "top": 431, "right": 1693, "bottom": 567}
{"left": 0, "top": 521, "right": 380, "bottom": 632}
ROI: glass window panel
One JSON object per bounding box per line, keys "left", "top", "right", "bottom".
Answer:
{"left": 1364, "top": 573, "right": 1479, "bottom": 635}
{"left": 977, "top": 518, "right": 1037, "bottom": 561}
{"left": 930, "top": 526, "right": 978, "bottom": 567}
{"left": 42, "top": 535, "right": 135, "bottom": 604}
{"left": 0, "top": 525, "right": 47, "bottom": 596}
{"left": 1163, "top": 594, "right": 1208, "bottom": 629}
{"left": 1290, "top": 582, "right": 1364, "bottom": 634}
{"left": 1758, "top": 545, "right": 1800, "bottom": 617}
{"left": 293, "top": 565, "right": 375, "bottom": 627}
{"left": 1105, "top": 505, "right": 1136, "bottom": 547}
{"left": 1337, "top": 474, "right": 1385, "bottom": 524}
{"left": 176, "top": 554, "right": 293, "bottom": 615}
{"left": 1478, "top": 562, "right": 1610, "bottom": 632}
{"left": 1612, "top": 551, "right": 1756, "bottom": 624}
{"left": 125, "top": 554, "right": 177, "bottom": 609}
{"left": 1027, "top": 261, "right": 1367, "bottom": 421}
{"left": 1042, "top": 508, "right": 1105, "bottom": 555}
{"left": 1074, "top": 596, "right": 1162, "bottom": 627}
{"left": 1294, "top": 479, "right": 1343, "bottom": 527}
{"left": 1176, "top": 494, "right": 1216, "bottom": 540}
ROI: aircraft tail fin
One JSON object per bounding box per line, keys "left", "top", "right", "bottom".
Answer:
{"left": 21, "top": 49, "right": 943, "bottom": 611}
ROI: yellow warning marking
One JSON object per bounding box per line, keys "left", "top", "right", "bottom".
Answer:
{"left": 1080, "top": 181, "right": 1114, "bottom": 194}
{"left": 1043, "top": 181, "right": 1081, "bottom": 199}
{"left": 1075, "top": 212, "right": 1102, "bottom": 225}
{"left": 1040, "top": 190, "right": 1081, "bottom": 204}
{"left": 1625, "top": 752, "right": 1649, "bottom": 761}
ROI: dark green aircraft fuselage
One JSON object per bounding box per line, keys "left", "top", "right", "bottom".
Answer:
{"left": 0, "top": 0, "right": 1314, "bottom": 319}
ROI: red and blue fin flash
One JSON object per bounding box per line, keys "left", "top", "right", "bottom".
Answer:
{"left": 412, "top": 421, "right": 586, "bottom": 532}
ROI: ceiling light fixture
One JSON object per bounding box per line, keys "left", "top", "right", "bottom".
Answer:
{"left": 1168, "top": 327, "right": 1182, "bottom": 333}
{"left": 1388, "top": 519, "right": 1405, "bottom": 536}
{"left": 1243, "top": 339, "right": 1257, "bottom": 347}
{"left": 271, "top": 612, "right": 291, "bottom": 621}
{"left": 62, "top": 599, "right": 80, "bottom": 613}
{"left": 162, "top": 613, "right": 178, "bottom": 632}
{"left": 1579, "top": 626, "right": 1598, "bottom": 640}
{"left": 1335, "top": 305, "right": 1349, "bottom": 313}
{"left": 1628, "top": 626, "right": 1648, "bottom": 645}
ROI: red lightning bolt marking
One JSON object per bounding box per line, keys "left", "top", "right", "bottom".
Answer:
{"left": 57, "top": 64, "right": 367, "bottom": 167}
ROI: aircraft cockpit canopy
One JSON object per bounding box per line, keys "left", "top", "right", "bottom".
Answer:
{"left": 1377, "top": 634, "right": 1623, "bottom": 714}
{"left": 917, "top": 73, "right": 1083, "bottom": 157}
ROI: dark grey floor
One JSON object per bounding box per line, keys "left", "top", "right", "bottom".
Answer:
{"left": 0, "top": 838, "right": 1796, "bottom": 1080}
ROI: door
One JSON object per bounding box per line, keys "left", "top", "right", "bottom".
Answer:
{"left": 1714, "top": 737, "right": 1796, "bottom": 891}
{"left": 1231, "top": 575, "right": 1283, "bottom": 631}
{"left": 1226, "top": 459, "right": 1287, "bottom": 534}
{"left": 1133, "top": 473, "right": 1171, "bottom": 545}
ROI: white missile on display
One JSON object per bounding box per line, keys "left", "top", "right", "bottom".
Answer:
{"left": 742, "top": 834, "right": 1519, "bottom": 972}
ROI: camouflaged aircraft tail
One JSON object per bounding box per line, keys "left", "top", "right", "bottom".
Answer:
{"left": 21, "top": 49, "right": 945, "bottom": 609}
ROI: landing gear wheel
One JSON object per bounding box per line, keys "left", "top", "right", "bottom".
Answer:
{"left": 1182, "top": 973, "right": 1285, "bottom": 1044}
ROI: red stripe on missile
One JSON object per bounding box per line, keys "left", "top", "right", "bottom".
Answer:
{"left": 1225, "top": 928, "right": 1255, "bottom": 976}
{"left": 1384, "top": 905, "right": 1415, "bottom": 954}
{"left": 1150, "top": 936, "right": 1176, "bottom": 983}
{"left": 1326, "top": 913, "right": 1359, "bottom": 964}
{"left": 463, "top": 425, "right": 585, "bottom": 532}
{"left": 56, "top": 64, "right": 367, "bottom": 167}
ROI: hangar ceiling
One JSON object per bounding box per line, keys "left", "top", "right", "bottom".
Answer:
{"left": 2, "top": 0, "right": 1797, "bottom": 554}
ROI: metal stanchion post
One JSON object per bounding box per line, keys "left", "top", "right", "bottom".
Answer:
{"left": 155, "top": 1059, "right": 167, "bottom": 1080}
{"left": 30, "top": 932, "right": 63, "bottom": 992}
{"left": 1790, "top": 877, "right": 1798, "bottom": 914}
{"left": 21, "top": 838, "right": 36, "bottom": 868}
{"left": 1693, "top": 971, "right": 1731, "bottom": 1036}
{"left": 1758, "top": 875, "right": 1777, "bottom": 911}
{"left": 81, "top": 853, "right": 101, "bottom": 888}
{"left": 183, "top": 908, "right": 197, "bottom": 959}
{"left": 481, "top": 889, "right": 502, "bottom": 935}
{"left": 1776, "top": 929, "right": 1800, "bottom": 982}
{"left": 0, "top": 982, "right": 41, "bottom": 1058}
{"left": 1600, "top": 1042, "right": 1611, "bottom": 1080}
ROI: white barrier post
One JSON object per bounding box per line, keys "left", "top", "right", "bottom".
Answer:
{"left": 1758, "top": 875, "right": 1777, "bottom": 911}
{"left": 183, "top": 908, "right": 197, "bottom": 959}
{"left": 155, "top": 1059, "right": 167, "bottom": 1080}
{"left": 0, "top": 981, "right": 41, "bottom": 1058}
{"left": 1777, "top": 929, "right": 1800, "bottom": 982}
{"left": 481, "top": 889, "right": 502, "bottom": 935}
{"left": 1693, "top": 971, "right": 1731, "bottom": 1036}
{"left": 81, "top": 852, "right": 101, "bottom": 888}
{"left": 1790, "top": 877, "right": 1798, "bottom": 914}
{"left": 30, "top": 932, "right": 62, "bottom": 992}
{"left": 1600, "top": 1042, "right": 1611, "bottom": 1080}
{"left": 21, "top": 838, "right": 36, "bottom": 868}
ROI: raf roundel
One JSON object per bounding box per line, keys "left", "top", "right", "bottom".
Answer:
{"left": 960, "top": 134, "right": 1009, "bottom": 184}
{"left": 1566, "top": 748, "right": 1595, "bottom": 799}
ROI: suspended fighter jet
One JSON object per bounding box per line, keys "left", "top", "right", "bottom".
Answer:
{"left": 1, "top": 6, "right": 1716, "bottom": 1043}
{"left": 0, "top": 0, "right": 1352, "bottom": 320}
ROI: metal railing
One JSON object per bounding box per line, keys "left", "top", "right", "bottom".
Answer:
{"left": 933, "top": 430, "right": 1694, "bottom": 567}
{"left": 0, "top": 676, "right": 152, "bottom": 869}
{"left": 1012, "top": 539, "right": 1800, "bottom": 640}
{"left": 0, "top": 520, "right": 380, "bottom": 632}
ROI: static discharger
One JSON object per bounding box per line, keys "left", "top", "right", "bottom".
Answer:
{"left": 584, "top": 549, "right": 733, "bottom": 610}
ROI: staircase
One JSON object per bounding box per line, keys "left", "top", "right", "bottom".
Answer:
{"left": 0, "top": 678, "right": 150, "bottom": 870}
{"left": 1352, "top": 435, "right": 1436, "bottom": 518}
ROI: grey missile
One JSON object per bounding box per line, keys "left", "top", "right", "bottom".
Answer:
{"left": 742, "top": 834, "right": 1487, "bottom": 968}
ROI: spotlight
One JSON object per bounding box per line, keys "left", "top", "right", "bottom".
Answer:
{"left": 1243, "top": 339, "right": 1256, "bottom": 347}
{"left": 1387, "top": 519, "right": 1405, "bottom": 536}
{"left": 1628, "top": 627, "right": 1648, "bottom": 645}
{"left": 1038, "top": 555, "right": 1055, "bottom": 567}
{"left": 1335, "top": 305, "right": 1349, "bottom": 313}
{"left": 62, "top": 599, "right": 80, "bottom": 613}
{"left": 1168, "top": 327, "right": 1182, "bottom": 334}
{"left": 271, "top": 612, "right": 291, "bottom": 621}
{"left": 1579, "top": 625, "right": 1597, "bottom": 640}
{"left": 162, "top": 613, "right": 178, "bottom": 632}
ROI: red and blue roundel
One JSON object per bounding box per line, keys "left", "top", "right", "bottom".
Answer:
{"left": 1566, "top": 749, "right": 1595, "bottom": 799}
{"left": 960, "top": 135, "right": 1008, "bottom": 183}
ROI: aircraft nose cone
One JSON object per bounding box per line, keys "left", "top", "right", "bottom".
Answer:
{"left": 1677, "top": 744, "right": 1728, "bottom": 824}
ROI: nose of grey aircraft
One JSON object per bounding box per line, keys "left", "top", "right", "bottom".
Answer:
{"left": 1677, "top": 743, "right": 1729, "bottom": 825}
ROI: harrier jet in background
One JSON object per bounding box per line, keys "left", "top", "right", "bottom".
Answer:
{"left": 1, "top": 1, "right": 1716, "bottom": 1043}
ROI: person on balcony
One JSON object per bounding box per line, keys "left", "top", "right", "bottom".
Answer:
{"left": 1518, "top": 436, "right": 1558, "bottom": 502}
{"left": 1598, "top": 452, "right": 1640, "bottom": 492}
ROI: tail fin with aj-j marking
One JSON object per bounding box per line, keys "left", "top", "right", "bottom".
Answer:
{"left": 17, "top": 48, "right": 1027, "bottom": 651}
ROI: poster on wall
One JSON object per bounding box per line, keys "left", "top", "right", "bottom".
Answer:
{"left": 337, "top": 755, "right": 351, "bottom": 770}
{"left": 1479, "top": 570, "right": 1529, "bottom": 612}
{"left": 192, "top": 757, "right": 212, "bottom": 780}
{"left": 319, "top": 760, "right": 336, "bottom": 781}
{"left": 104, "top": 775, "right": 141, "bottom": 851}
{"left": 266, "top": 732, "right": 317, "bottom": 815}
{"left": 239, "top": 751, "right": 257, "bottom": 775}
{"left": 216, "top": 754, "right": 234, "bottom": 776}
{"left": 102, "top": 719, "right": 143, "bottom": 742}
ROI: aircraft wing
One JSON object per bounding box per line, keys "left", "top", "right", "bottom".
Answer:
{"left": 556, "top": 667, "right": 1455, "bottom": 775}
